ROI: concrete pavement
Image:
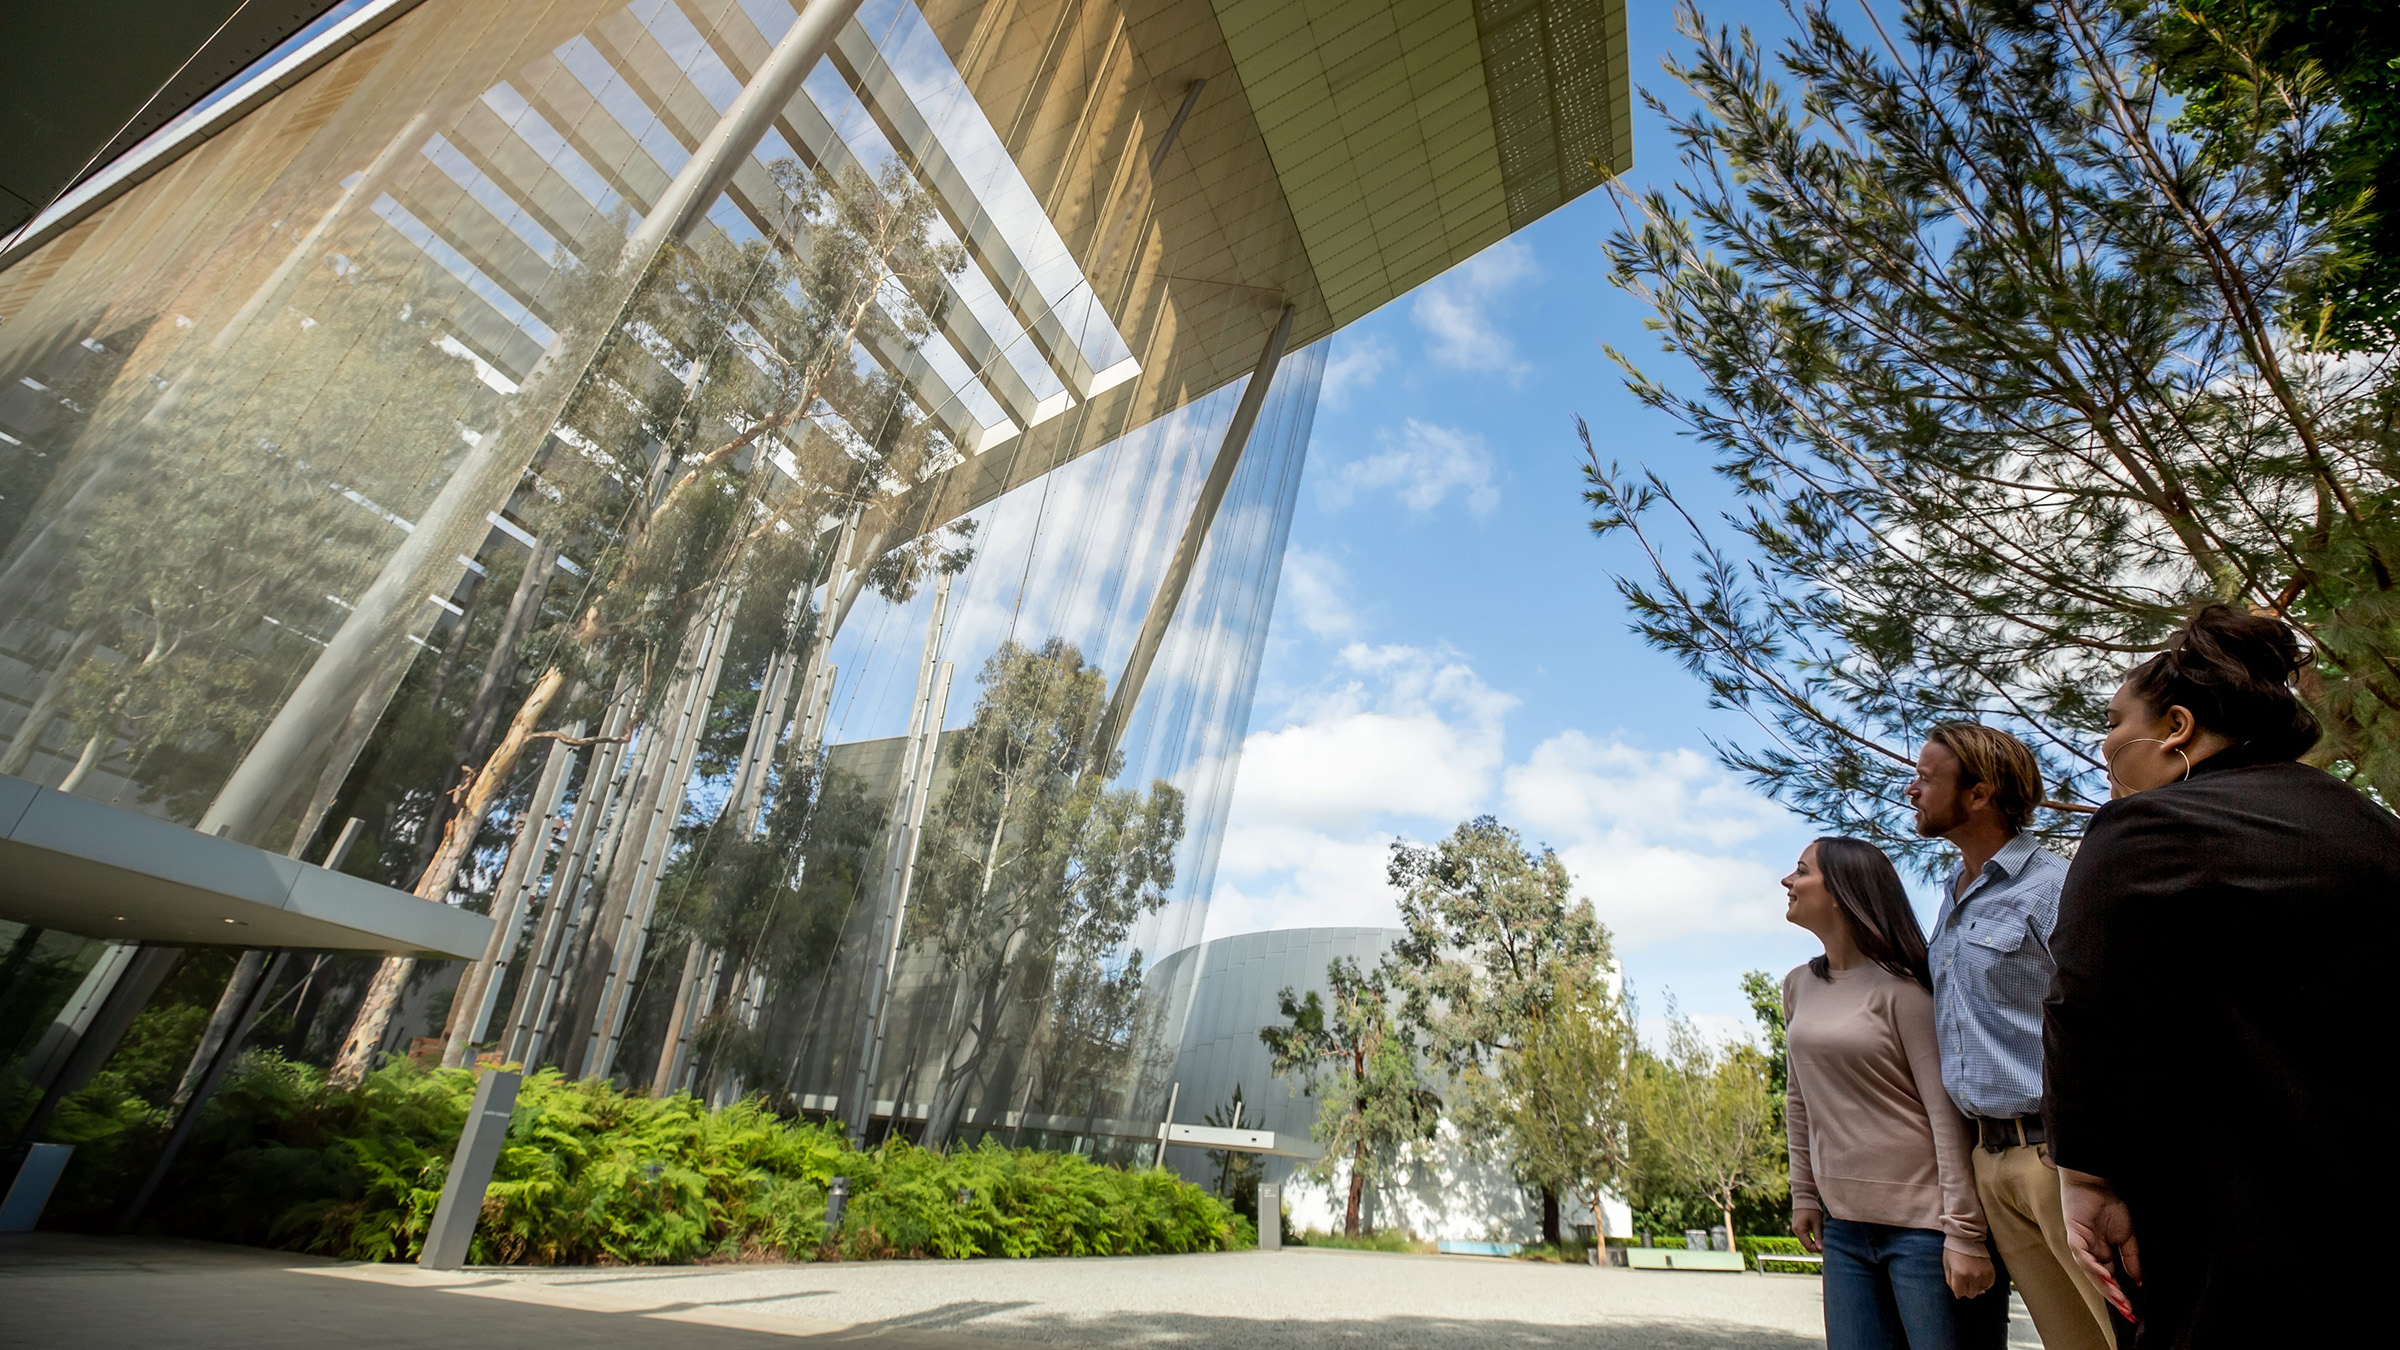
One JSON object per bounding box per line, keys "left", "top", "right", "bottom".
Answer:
{"left": 0, "top": 1232, "right": 1846, "bottom": 1348}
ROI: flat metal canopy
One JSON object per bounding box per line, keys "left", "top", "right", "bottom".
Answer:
{"left": 0, "top": 774, "right": 492, "bottom": 958}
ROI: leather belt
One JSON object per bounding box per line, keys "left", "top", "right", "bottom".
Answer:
{"left": 1974, "top": 1115, "right": 2045, "bottom": 1153}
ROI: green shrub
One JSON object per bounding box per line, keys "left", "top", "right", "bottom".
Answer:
{"left": 59, "top": 1054, "right": 1248, "bottom": 1265}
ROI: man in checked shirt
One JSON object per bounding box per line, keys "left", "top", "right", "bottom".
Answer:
{"left": 1909, "top": 724, "right": 2113, "bottom": 1350}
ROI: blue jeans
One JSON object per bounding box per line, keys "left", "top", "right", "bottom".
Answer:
{"left": 1821, "top": 1218, "right": 1984, "bottom": 1350}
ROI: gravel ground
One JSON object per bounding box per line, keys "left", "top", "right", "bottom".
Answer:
{"left": 3, "top": 1233, "right": 1837, "bottom": 1348}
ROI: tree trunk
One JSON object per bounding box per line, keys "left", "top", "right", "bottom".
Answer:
{"left": 411, "top": 545, "right": 558, "bottom": 879}
{"left": 1346, "top": 1141, "right": 1366, "bottom": 1236}
{"left": 330, "top": 664, "right": 570, "bottom": 1085}
{"left": 650, "top": 942, "right": 708, "bottom": 1097}
{"left": 55, "top": 732, "right": 104, "bottom": 792}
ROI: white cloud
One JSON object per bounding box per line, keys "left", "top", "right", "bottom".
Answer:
{"left": 1412, "top": 238, "right": 1536, "bottom": 377}
{"left": 1232, "top": 642, "right": 1513, "bottom": 833}
{"left": 1321, "top": 334, "right": 1392, "bottom": 408}
{"left": 1278, "top": 547, "right": 1359, "bottom": 639}
{"left": 1322, "top": 419, "right": 1501, "bottom": 519}
{"left": 1208, "top": 651, "right": 1802, "bottom": 951}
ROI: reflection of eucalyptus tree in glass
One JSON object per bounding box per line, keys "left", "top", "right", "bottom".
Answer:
{"left": 906, "top": 639, "right": 1185, "bottom": 1147}
{"left": 51, "top": 452, "right": 372, "bottom": 802}
{"left": 331, "top": 159, "right": 974, "bottom": 1083}
{"left": 15, "top": 255, "right": 496, "bottom": 811}
{"left": 662, "top": 753, "right": 885, "bottom": 1099}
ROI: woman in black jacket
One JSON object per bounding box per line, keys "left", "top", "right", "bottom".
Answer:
{"left": 2042, "top": 606, "right": 2395, "bottom": 1347}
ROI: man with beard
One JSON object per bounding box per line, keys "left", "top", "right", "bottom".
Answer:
{"left": 1909, "top": 724, "right": 2112, "bottom": 1350}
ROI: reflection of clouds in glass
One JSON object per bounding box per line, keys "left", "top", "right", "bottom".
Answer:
{"left": 821, "top": 342, "right": 1325, "bottom": 983}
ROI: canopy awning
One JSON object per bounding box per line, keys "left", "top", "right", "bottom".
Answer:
{"left": 0, "top": 774, "right": 493, "bottom": 958}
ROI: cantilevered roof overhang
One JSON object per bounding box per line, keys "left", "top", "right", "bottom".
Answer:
{"left": 0, "top": 0, "right": 1629, "bottom": 515}
{"left": 901, "top": 0, "right": 1632, "bottom": 522}
{"left": 0, "top": 775, "right": 494, "bottom": 958}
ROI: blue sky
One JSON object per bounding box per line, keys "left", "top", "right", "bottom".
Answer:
{"left": 1202, "top": 0, "right": 1837, "bottom": 1047}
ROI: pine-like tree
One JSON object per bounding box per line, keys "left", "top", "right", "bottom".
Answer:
{"left": 1587, "top": 0, "right": 2400, "bottom": 861}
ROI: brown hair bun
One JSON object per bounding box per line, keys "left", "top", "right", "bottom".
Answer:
{"left": 2124, "top": 605, "right": 2320, "bottom": 760}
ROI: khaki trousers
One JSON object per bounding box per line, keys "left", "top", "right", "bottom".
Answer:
{"left": 1972, "top": 1142, "right": 2113, "bottom": 1350}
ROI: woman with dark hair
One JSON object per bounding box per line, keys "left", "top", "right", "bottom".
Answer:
{"left": 1783, "top": 837, "right": 1993, "bottom": 1350}
{"left": 2045, "top": 605, "right": 2394, "bottom": 1346}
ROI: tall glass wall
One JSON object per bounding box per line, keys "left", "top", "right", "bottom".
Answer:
{"left": 0, "top": 0, "right": 1320, "bottom": 1148}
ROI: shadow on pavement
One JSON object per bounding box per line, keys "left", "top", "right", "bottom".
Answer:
{"left": 0, "top": 1234, "right": 1823, "bottom": 1349}
{"left": 850, "top": 1301, "right": 1824, "bottom": 1348}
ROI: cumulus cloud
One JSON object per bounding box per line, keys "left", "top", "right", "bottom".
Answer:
{"left": 1322, "top": 419, "right": 1501, "bottom": 519}
{"left": 1412, "top": 238, "right": 1536, "bottom": 376}
{"left": 1208, "top": 650, "right": 1801, "bottom": 950}
{"left": 1232, "top": 643, "right": 1513, "bottom": 832}
{"left": 1321, "top": 335, "right": 1391, "bottom": 408}
{"left": 1278, "top": 547, "right": 1359, "bottom": 639}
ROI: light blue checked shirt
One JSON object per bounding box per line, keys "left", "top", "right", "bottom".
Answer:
{"left": 1926, "top": 832, "right": 2068, "bottom": 1120}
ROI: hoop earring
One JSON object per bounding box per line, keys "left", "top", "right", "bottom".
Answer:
{"left": 2108, "top": 737, "right": 2191, "bottom": 791}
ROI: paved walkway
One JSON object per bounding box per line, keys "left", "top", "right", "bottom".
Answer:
{"left": 1, "top": 1233, "right": 1853, "bottom": 1348}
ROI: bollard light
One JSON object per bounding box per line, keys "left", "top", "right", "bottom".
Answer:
{"left": 826, "top": 1175, "right": 850, "bottom": 1233}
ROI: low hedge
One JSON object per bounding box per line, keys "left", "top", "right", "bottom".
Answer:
{"left": 1738, "top": 1235, "right": 1817, "bottom": 1271}
{"left": 38, "top": 1052, "right": 1251, "bottom": 1265}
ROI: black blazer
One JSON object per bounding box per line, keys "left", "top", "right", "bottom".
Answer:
{"left": 2043, "top": 747, "right": 2397, "bottom": 1347}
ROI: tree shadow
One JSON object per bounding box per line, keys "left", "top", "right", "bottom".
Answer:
{"left": 842, "top": 1300, "right": 1823, "bottom": 1348}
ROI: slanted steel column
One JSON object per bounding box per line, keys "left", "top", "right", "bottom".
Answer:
{"left": 418, "top": 1069, "right": 521, "bottom": 1270}
{"left": 120, "top": 951, "right": 292, "bottom": 1231}
{"left": 845, "top": 572, "right": 951, "bottom": 1143}
{"left": 1091, "top": 304, "right": 1296, "bottom": 762}
{"left": 854, "top": 658, "right": 951, "bottom": 1132}
{"left": 618, "top": 0, "right": 868, "bottom": 267}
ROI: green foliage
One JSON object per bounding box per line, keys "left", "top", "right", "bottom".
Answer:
{"left": 1738, "top": 969, "right": 1787, "bottom": 1099}
{"left": 1291, "top": 1227, "right": 1423, "bottom": 1253}
{"left": 1739, "top": 1234, "right": 1818, "bottom": 1272}
{"left": 1386, "top": 816, "right": 1611, "bottom": 1144}
{"left": 1589, "top": 0, "right": 2400, "bottom": 857}
{"left": 1260, "top": 956, "right": 1440, "bottom": 1237}
{"left": 48, "top": 1055, "right": 1247, "bottom": 1264}
{"left": 907, "top": 637, "right": 1186, "bottom": 1144}
{"left": 1497, "top": 966, "right": 1636, "bottom": 1237}
{"left": 2160, "top": 0, "right": 2400, "bottom": 350}
{"left": 1627, "top": 1012, "right": 1787, "bottom": 1246}
{"left": 1630, "top": 1189, "right": 1792, "bottom": 1242}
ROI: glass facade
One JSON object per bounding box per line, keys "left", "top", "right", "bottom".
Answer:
{"left": 0, "top": 0, "right": 1326, "bottom": 1146}
{"left": 0, "top": 0, "right": 1624, "bottom": 1151}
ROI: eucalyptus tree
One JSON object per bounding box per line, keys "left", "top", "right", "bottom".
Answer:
{"left": 1499, "top": 965, "right": 1637, "bottom": 1250}
{"left": 1260, "top": 956, "right": 1442, "bottom": 1237}
{"left": 1586, "top": 0, "right": 2400, "bottom": 865}
{"left": 1387, "top": 818, "right": 1610, "bottom": 1128}
{"left": 1627, "top": 1011, "right": 1785, "bottom": 1247}
{"left": 905, "top": 638, "right": 1185, "bottom": 1147}
{"left": 330, "top": 159, "right": 974, "bottom": 1082}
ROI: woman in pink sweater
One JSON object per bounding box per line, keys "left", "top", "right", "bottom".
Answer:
{"left": 1782, "top": 838, "right": 1994, "bottom": 1350}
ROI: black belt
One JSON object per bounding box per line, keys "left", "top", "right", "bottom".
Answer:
{"left": 1974, "top": 1115, "right": 2045, "bottom": 1153}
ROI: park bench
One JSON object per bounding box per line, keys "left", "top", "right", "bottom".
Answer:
{"left": 1626, "top": 1247, "right": 1747, "bottom": 1271}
